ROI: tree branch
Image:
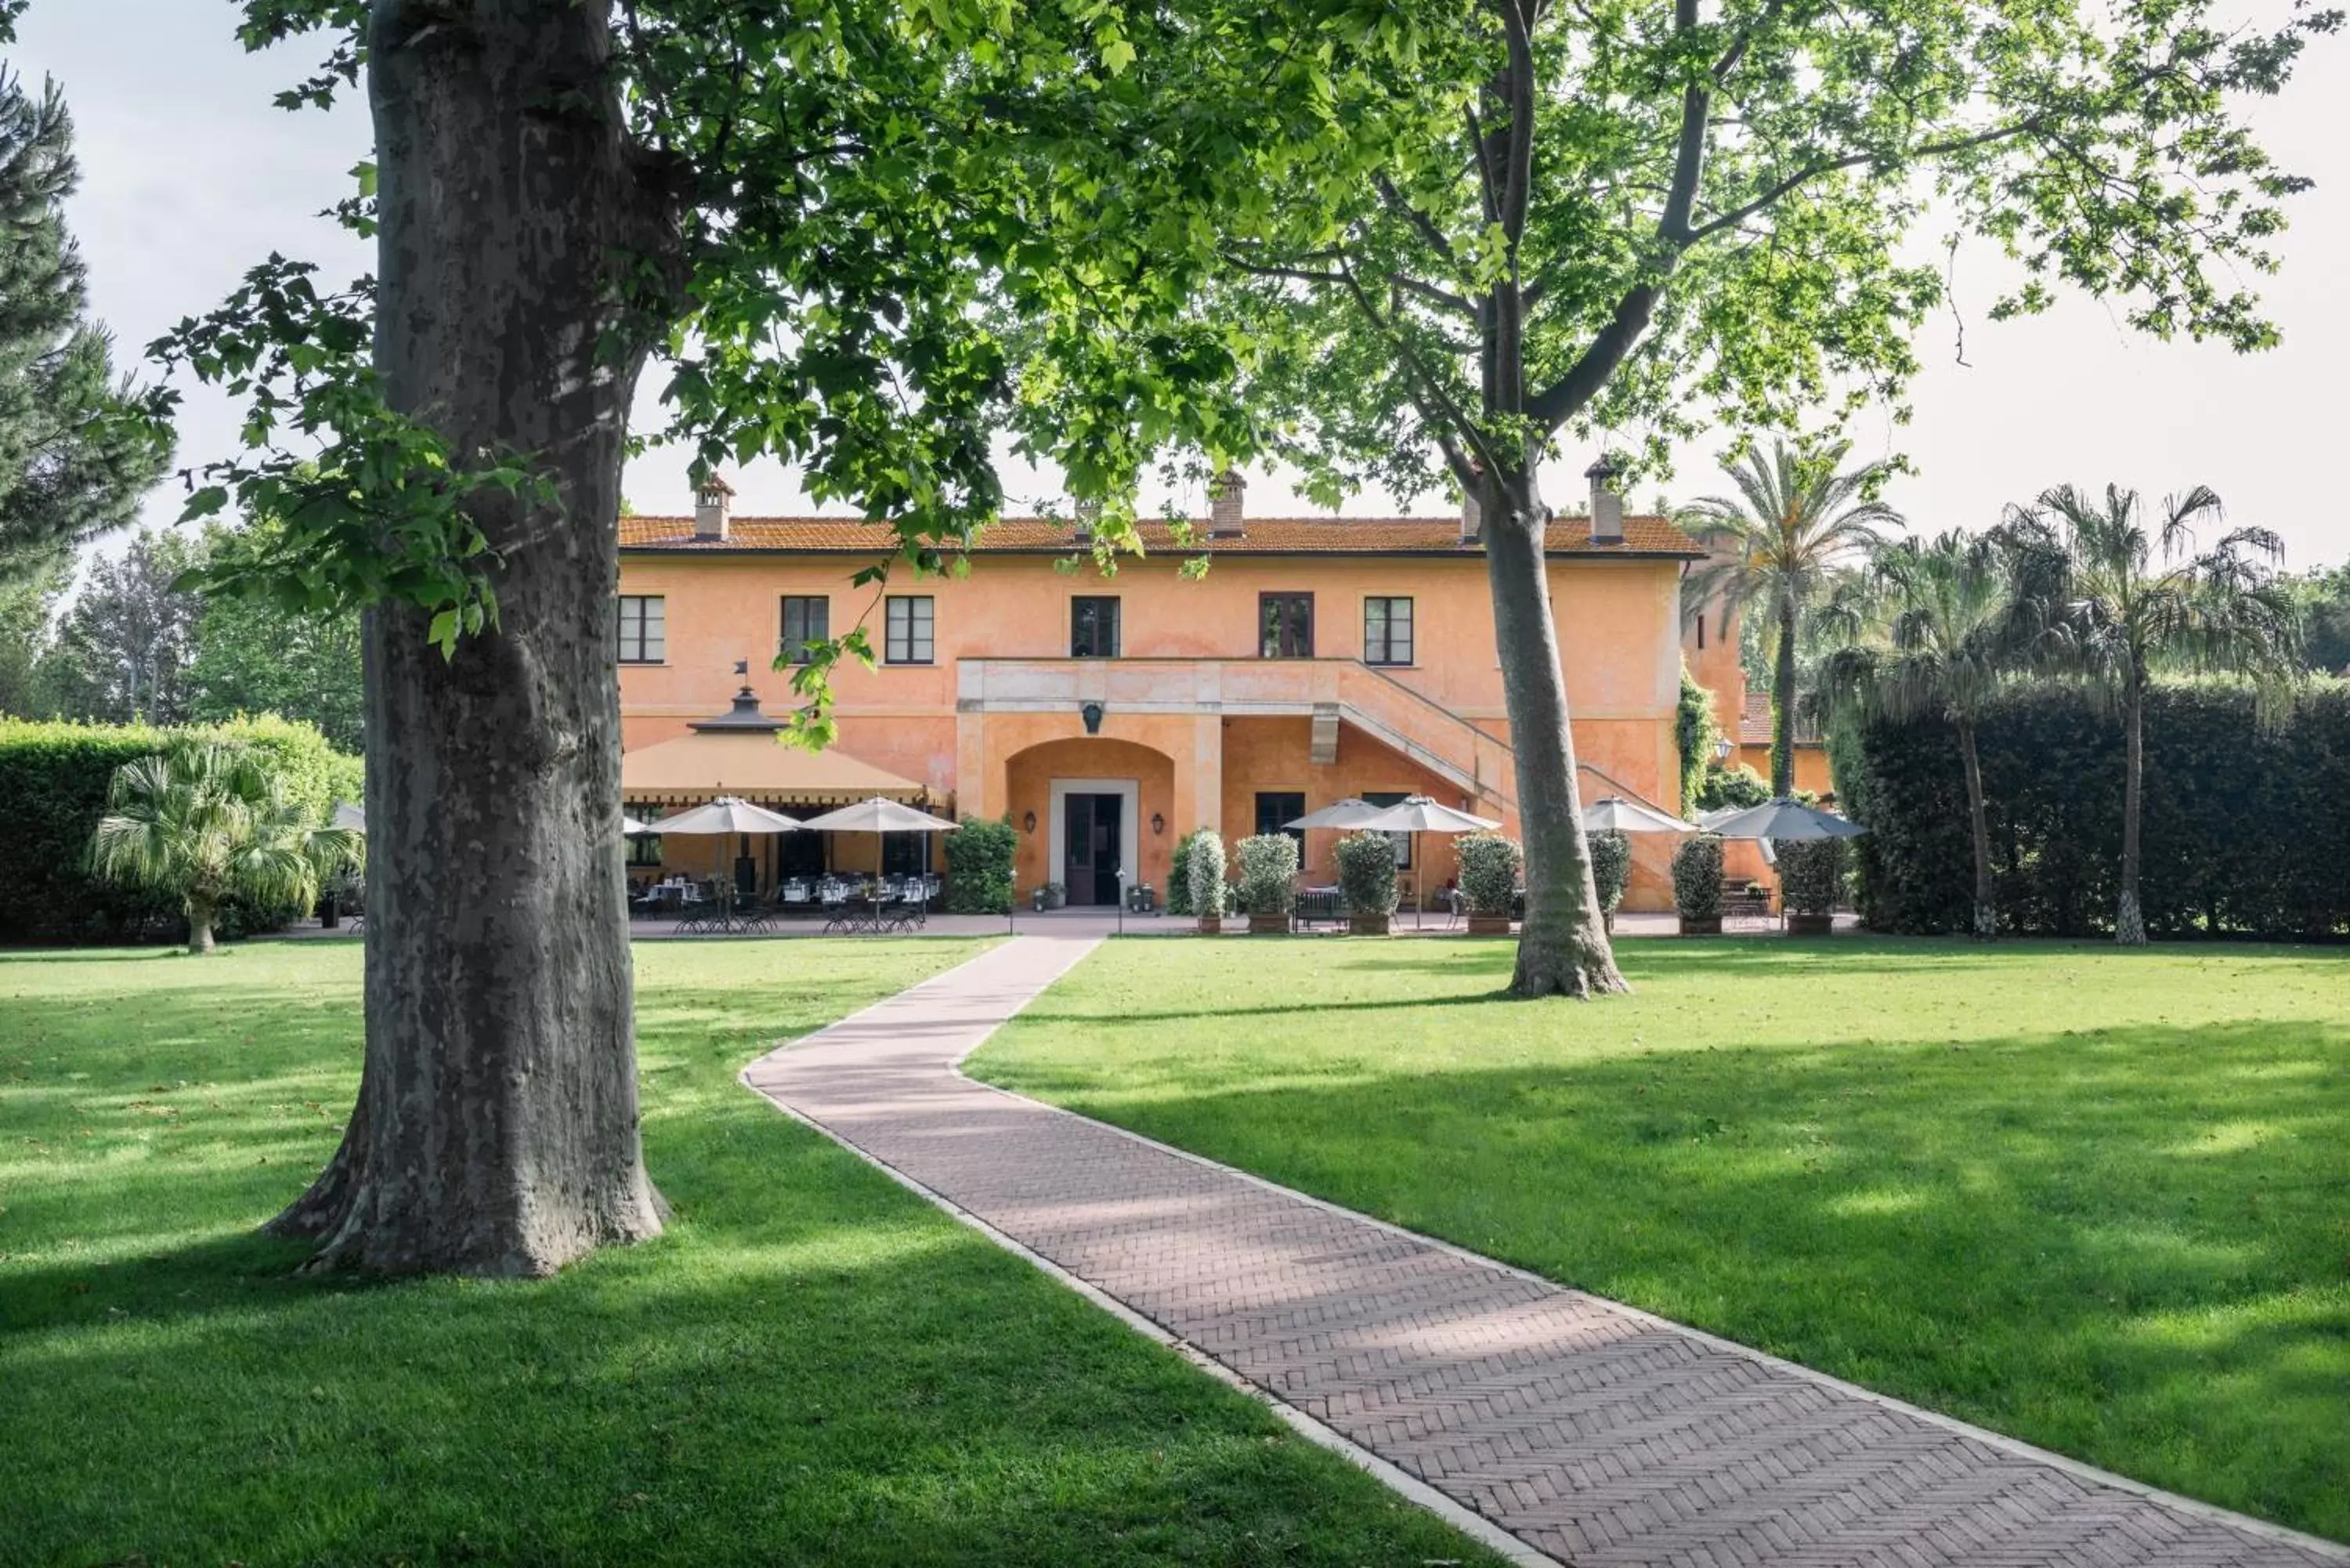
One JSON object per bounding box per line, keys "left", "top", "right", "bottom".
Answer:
{"left": 1332, "top": 256, "right": 1504, "bottom": 480}
{"left": 1374, "top": 175, "right": 1459, "bottom": 263}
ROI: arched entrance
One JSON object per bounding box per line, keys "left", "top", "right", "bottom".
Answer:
{"left": 1002, "top": 737, "right": 1177, "bottom": 906}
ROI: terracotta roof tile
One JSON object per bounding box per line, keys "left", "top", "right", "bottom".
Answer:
{"left": 617, "top": 513, "right": 1705, "bottom": 559}
{"left": 1737, "top": 688, "right": 1822, "bottom": 746}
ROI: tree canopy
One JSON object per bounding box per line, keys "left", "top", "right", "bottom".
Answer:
{"left": 0, "top": 12, "right": 173, "bottom": 574}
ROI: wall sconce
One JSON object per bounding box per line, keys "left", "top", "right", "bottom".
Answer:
{"left": 1714, "top": 737, "right": 1734, "bottom": 761}
{"left": 1151, "top": 812, "right": 1165, "bottom": 836}
{"left": 1022, "top": 811, "right": 1037, "bottom": 833}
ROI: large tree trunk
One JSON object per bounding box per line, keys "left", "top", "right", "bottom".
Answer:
{"left": 1771, "top": 598, "right": 1797, "bottom": 797}
{"left": 1956, "top": 714, "right": 1995, "bottom": 938}
{"left": 2115, "top": 677, "right": 2147, "bottom": 945}
{"left": 1484, "top": 470, "right": 1626, "bottom": 999}
{"left": 269, "top": 0, "right": 678, "bottom": 1275}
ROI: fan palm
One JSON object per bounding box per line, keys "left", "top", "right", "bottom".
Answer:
{"left": 1685, "top": 439, "right": 1903, "bottom": 794}
{"left": 2003, "top": 484, "right": 2302, "bottom": 945}
{"left": 1818, "top": 531, "right": 2034, "bottom": 938}
{"left": 89, "top": 742, "right": 360, "bottom": 953}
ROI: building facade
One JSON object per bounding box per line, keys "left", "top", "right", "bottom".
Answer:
{"left": 617, "top": 471, "right": 1715, "bottom": 910}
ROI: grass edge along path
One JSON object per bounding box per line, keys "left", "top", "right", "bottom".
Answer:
{"left": 0, "top": 938, "right": 1502, "bottom": 1568}
{"left": 971, "top": 934, "right": 2350, "bottom": 1545}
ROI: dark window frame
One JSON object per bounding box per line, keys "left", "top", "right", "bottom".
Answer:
{"left": 1070, "top": 595, "right": 1122, "bottom": 659}
{"left": 614, "top": 594, "right": 666, "bottom": 664}
{"left": 1363, "top": 596, "right": 1415, "bottom": 667}
{"left": 884, "top": 594, "right": 935, "bottom": 665}
{"left": 780, "top": 594, "right": 831, "bottom": 664}
{"left": 1254, "top": 790, "right": 1307, "bottom": 860}
{"left": 1259, "top": 593, "right": 1314, "bottom": 659}
{"left": 1363, "top": 789, "right": 1414, "bottom": 869}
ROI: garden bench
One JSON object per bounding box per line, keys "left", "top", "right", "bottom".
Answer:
{"left": 1291, "top": 887, "right": 1347, "bottom": 931}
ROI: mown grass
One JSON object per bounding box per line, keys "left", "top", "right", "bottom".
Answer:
{"left": 973, "top": 935, "right": 2350, "bottom": 1542}
{"left": 0, "top": 938, "right": 1496, "bottom": 1567}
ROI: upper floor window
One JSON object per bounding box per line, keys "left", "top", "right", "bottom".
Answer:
{"left": 1364, "top": 597, "right": 1414, "bottom": 666}
{"left": 1071, "top": 596, "right": 1121, "bottom": 659}
{"left": 884, "top": 595, "right": 935, "bottom": 664}
{"left": 1260, "top": 593, "right": 1314, "bottom": 659}
{"left": 614, "top": 595, "right": 665, "bottom": 663}
{"left": 780, "top": 595, "right": 830, "bottom": 664}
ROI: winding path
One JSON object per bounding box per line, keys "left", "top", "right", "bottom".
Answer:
{"left": 741, "top": 934, "right": 2347, "bottom": 1568}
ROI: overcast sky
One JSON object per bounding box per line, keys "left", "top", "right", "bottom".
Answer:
{"left": 15, "top": 0, "right": 2348, "bottom": 573}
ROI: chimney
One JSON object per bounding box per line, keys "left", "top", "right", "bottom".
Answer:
{"left": 1209, "top": 468, "right": 1246, "bottom": 538}
{"left": 1585, "top": 455, "right": 1624, "bottom": 545}
{"left": 693, "top": 473, "right": 735, "bottom": 540}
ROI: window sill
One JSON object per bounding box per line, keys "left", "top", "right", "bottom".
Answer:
{"left": 618, "top": 659, "right": 667, "bottom": 667}
{"left": 883, "top": 659, "right": 937, "bottom": 667}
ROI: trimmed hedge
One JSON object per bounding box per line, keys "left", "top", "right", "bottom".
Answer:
{"left": 1776, "top": 837, "right": 1849, "bottom": 916}
{"left": 1234, "top": 833, "right": 1296, "bottom": 916}
{"left": 1850, "top": 681, "right": 2350, "bottom": 938}
{"left": 942, "top": 815, "right": 1018, "bottom": 913}
{"left": 1457, "top": 832, "right": 1522, "bottom": 916}
{"left": 1333, "top": 831, "right": 1401, "bottom": 917}
{"left": 0, "top": 715, "right": 362, "bottom": 945}
{"left": 1672, "top": 835, "right": 1724, "bottom": 920}
{"left": 1587, "top": 829, "right": 1632, "bottom": 915}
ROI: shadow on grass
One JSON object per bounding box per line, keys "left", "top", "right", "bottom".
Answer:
{"left": 1010, "top": 1015, "right": 2348, "bottom": 1542}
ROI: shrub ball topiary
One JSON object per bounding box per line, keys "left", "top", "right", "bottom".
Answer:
{"left": 1333, "top": 831, "right": 1401, "bottom": 917}
{"left": 1775, "top": 836, "right": 1849, "bottom": 916}
{"left": 942, "top": 815, "right": 1018, "bottom": 913}
{"left": 1586, "top": 828, "right": 1632, "bottom": 914}
{"left": 1672, "top": 834, "right": 1725, "bottom": 920}
{"left": 1183, "top": 829, "right": 1227, "bottom": 923}
{"left": 1455, "top": 832, "right": 1522, "bottom": 916}
{"left": 1233, "top": 833, "right": 1298, "bottom": 916}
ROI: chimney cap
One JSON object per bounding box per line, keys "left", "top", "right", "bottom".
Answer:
{"left": 696, "top": 472, "right": 737, "bottom": 497}
{"left": 1584, "top": 454, "right": 1623, "bottom": 481}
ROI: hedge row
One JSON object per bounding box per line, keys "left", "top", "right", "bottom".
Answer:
{"left": 1848, "top": 681, "right": 2350, "bottom": 938}
{"left": 0, "top": 715, "right": 363, "bottom": 945}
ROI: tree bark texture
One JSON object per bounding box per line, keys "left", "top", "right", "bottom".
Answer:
{"left": 1772, "top": 598, "right": 1797, "bottom": 797}
{"left": 1956, "top": 716, "right": 1996, "bottom": 939}
{"left": 270, "top": 0, "right": 677, "bottom": 1274}
{"left": 2116, "top": 676, "right": 2147, "bottom": 945}
{"left": 1484, "top": 473, "right": 1628, "bottom": 999}
{"left": 186, "top": 895, "right": 216, "bottom": 956}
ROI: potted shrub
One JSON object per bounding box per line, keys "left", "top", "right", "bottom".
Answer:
{"left": 1184, "top": 829, "right": 1226, "bottom": 934}
{"left": 1333, "top": 831, "right": 1401, "bottom": 935}
{"left": 1585, "top": 828, "right": 1631, "bottom": 934}
{"left": 1455, "top": 832, "right": 1521, "bottom": 935}
{"left": 1029, "top": 880, "right": 1066, "bottom": 912}
{"left": 1671, "top": 834, "right": 1725, "bottom": 935}
{"left": 1234, "top": 833, "right": 1298, "bottom": 933}
{"left": 1775, "top": 837, "right": 1848, "bottom": 936}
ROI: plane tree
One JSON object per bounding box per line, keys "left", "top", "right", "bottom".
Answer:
{"left": 160, "top": 0, "right": 1410, "bottom": 1276}
{"left": 1184, "top": 0, "right": 2335, "bottom": 996}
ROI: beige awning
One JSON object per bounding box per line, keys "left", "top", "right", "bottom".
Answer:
{"left": 621, "top": 731, "right": 926, "bottom": 805}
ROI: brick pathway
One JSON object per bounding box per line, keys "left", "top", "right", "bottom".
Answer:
{"left": 741, "top": 936, "right": 2348, "bottom": 1568}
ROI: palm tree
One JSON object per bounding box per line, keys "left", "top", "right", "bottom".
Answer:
{"left": 89, "top": 742, "right": 360, "bottom": 953}
{"left": 1818, "top": 531, "right": 2034, "bottom": 938}
{"left": 1686, "top": 439, "right": 1903, "bottom": 795}
{"left": 2004, "top": 484, "right": 2302, "bottom": 945}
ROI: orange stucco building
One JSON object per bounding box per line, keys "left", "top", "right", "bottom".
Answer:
{"left": 616, "top": 470, "right": 1721, "bottom": 911}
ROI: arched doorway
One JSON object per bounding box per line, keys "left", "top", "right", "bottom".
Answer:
{"left": 1002, "top": 737, "right": 1177, "bottom": 906}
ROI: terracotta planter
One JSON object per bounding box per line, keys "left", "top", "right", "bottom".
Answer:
{"left": 1785, "top": 911, "right": 1834, "bottom": 937}
{"left": 1248, "top": 912, "right": 1290, "bottom": 934}
{"left": 1678, "top": 914, "right": 1723, "bottom": 935}
{"left": 1350, "top": 912, "right": 1391, "bottom": 936}
{"left": 1195, "top": 915, "right": 1222, "bottom": 935}
{"left": 1466, "top": 912, "right": 1511, "bottom": 935}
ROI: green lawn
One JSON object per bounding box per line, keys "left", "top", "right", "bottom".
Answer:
{"left": 973, "top": 936, "right": 2350, "bottom": 1543}
{"left": 0, "top": 938, "right": 1495, "bottom": 1568}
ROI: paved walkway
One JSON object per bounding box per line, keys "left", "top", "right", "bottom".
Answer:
{"left": 741, "top": 935, "right": 2347, "bottom": 1568}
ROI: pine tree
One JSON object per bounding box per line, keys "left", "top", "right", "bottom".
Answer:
{"left": 0, "top": 52, "right": 172, "bottom": 575}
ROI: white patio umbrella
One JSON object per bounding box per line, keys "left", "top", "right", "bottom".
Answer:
{"left": 330, "top": 800, "right": 367, "bottom": 833}
{"left": 1285, "top": 798, "right": 1389, "bottom": 830}
{"left": 1582, "top": 796, "right": 1698, "bottom": 834}
{"left": 649, "top": 797, "right": 804, "bottom": 909}
{"left": 794, "top": 797, "right": 958, "bottom": 887}
{"left": 1348, "top": 795, "right": 1502, "bottom": 928}
{"left": 1701, "top": 797, "right": 1867, "bottom": 840}
{"left": 620, "top": 813, "right": 656, "bottom": 836}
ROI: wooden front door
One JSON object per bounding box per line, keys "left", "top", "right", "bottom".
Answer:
{"left": 1062, "top": 793, "right": 1124, "bottom": 906}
